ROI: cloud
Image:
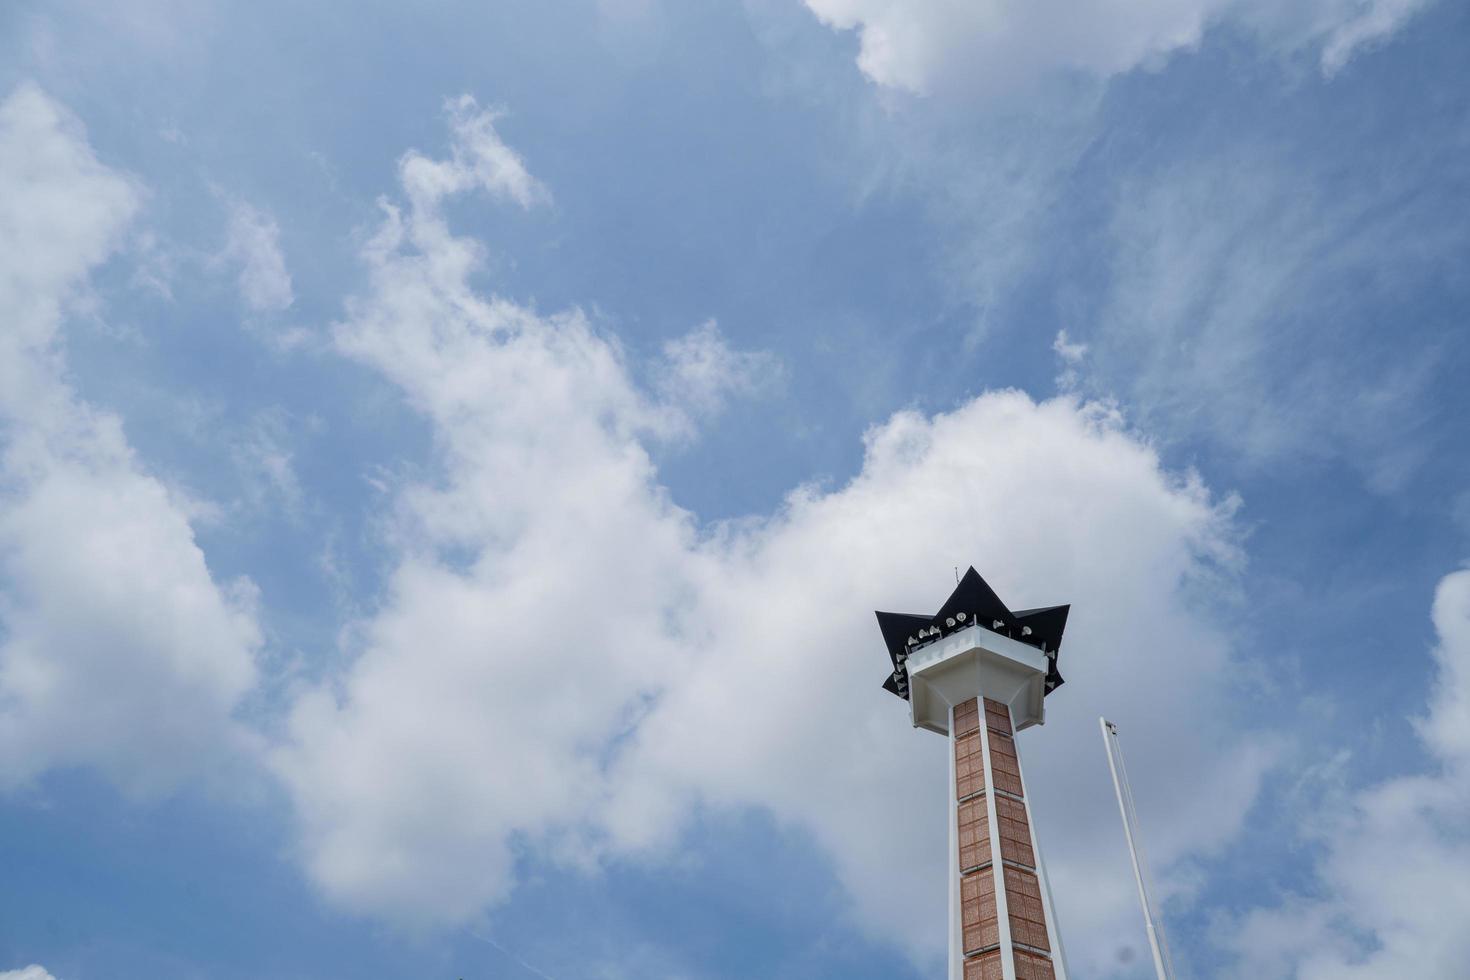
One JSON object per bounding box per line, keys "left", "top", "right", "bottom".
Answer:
{"left": 220, "top": 199, "right": 293, "bottom": 313}
{"left": 1303, "top": 0, "right": 1433, "bottom": 74}
{"left": 801, "top": 0, "right": 1434, "bottom": 95}
{"left": 229, "top": 410, "right": 313, "bottom": 519}
{"left": 0, "top": 967, "right": 60, "bottom": 980}
{"left": 272, "top": 99, "right": 1273, "bottom": 974}
{"left": 1077, "top": 144, "right": 1447, "bottom": 489}
{"left": 399, "top": 95, "right": 548, "bottom": 216}
{"left": 273, "top": 99, "right": 704, "bottom": 926}
{"left": 1217, "top": 568, "right": 1470, "bottom": 977}
{"left": 655, "top": 320, "right": 781, "bottom": 423}
{"left": 1052, "top": 329, "right": 1088, "bottom": 391}
{"left": 1051, "top": 329, "right": 1087, "bottom": 365}
{"left": 0, "top": 83, "right": 261, "bottom": 794}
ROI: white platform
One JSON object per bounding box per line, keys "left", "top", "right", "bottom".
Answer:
{"left": 905, "top": 623, "right": 1051, "bottom": 735}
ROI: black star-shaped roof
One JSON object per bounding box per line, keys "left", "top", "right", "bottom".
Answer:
{"left": 876, "top": 567, "right": 1069, "bottom": 701}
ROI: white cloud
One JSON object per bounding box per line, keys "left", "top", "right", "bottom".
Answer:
{"left": 272, "top": 98, "right": 696, "bottom": 926}
{"left": 0, "top": 83, "right": 138, "bottom": 367}
{"left": 801, "top": 0, "right": 1434, "bottom": 95}
{"left": 0, "top": 967, "right": 61, "bottom": 980}
{"left": 1218, "top": 568, "right": 1470, "bottom": 978}
{"left": 655, "top": 319, "right": 780, "bottom": 423}
{"left": 399, "top": 95, "right": 548, "bottom": 216}
{"left": 0, "top": 83, "right": 261, "bottom": 794}
{"left": 1422, "top": 572, "right": 1470, "bottom": 762}
{"left": 1052, "top": 329, "right": 1087, "bottom": 365}
{"left": 1052, "top": 329, "right": 1088, "bottom": 391}
{"left": 220, "top": 199, "right": 293, "bottom": 313}
{"left": 273, "top": 100, "right": 1273, "bottom": 975}
{"left": 1287, "top": 0, "right": 1432, "bottom": 74}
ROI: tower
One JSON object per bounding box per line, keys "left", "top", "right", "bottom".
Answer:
{"left": 877, "top": 567, "right": 1071, "bottom": 980}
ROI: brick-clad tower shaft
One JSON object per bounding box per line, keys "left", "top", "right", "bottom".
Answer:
{"left": 951, "top": 696, "right": 1064, "bottom": 980}
{"left": 875, "top": 568, "right": 1072, "bottom": 980}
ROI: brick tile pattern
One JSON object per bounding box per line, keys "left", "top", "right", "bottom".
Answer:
{"left": 1014, "top": 949, "right": 1057, "bottom": 980}
{"left": 955, "top": 731, "right": 985, "bottom": 799}
{"left": 1004, "top": 865, "right": 1051, "bottom": 953}
{"left": 954, "top": 697, "right": 980, "bottom": 736}
{"left": 986, "top": 730, "right": 1025, "bottom": 797}
{"left": 960, "top": 867, "right": 999, "bottom": 953}
{"left": 994, "top": 794, "right": 1036, "bottom": 868}
{"left": 958, "top": 796, "right": 992, "bottom": 871}
{"left": 983, "top": 698, "right": 1013, "bottom": 736}
{"left": 963, "top": 950, "right": 1006, "bottom": 980}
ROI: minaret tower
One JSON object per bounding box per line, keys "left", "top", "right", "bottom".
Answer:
{"left": 877, "top": 567, "right": 1071, "bottom": 980}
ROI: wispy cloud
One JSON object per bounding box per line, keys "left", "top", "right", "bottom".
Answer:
{"left": 219, "top": 198, "right": 293, "bottom": 313}
{"left": 1080, "top": 143, "right": 1449, "bottom": 489}
{"left": 465, "top": 929, "right": 562, "bottom": 980}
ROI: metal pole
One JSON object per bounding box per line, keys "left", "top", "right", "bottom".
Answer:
{"left": 1100, "top": 717, "right": 1173, "bottom": 980}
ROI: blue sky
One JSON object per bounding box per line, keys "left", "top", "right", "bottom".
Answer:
{"left": 1, "top": 1, "right": 1468, "bottom": 978}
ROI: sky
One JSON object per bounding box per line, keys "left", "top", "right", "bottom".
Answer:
{"left": 0, "top": 1, "right": 1468, "bottom": 978}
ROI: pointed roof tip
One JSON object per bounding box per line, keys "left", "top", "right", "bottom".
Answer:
{"left": 874, "top": 610, "right": 932, "bottom": 661}
{"left": 954, "top": 566, "right": 984, "bottom": 592}
{"left": 1013, "top": 603, "right": 1070, "bottom": 656}
{"left": 936, "top": 565, "right": 1015, "bottom": 626}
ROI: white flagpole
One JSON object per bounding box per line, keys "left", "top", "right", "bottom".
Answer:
{"left": 1100, "top": 717, "right": 1174, "bottom": 980}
